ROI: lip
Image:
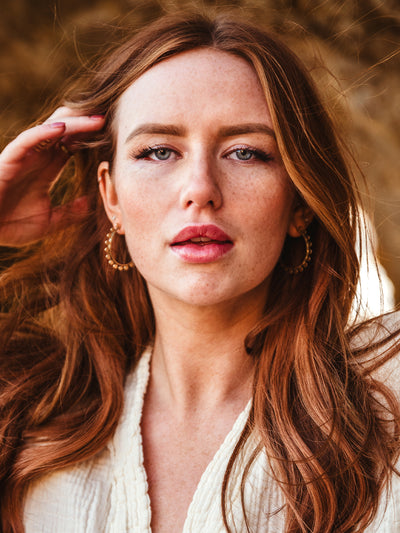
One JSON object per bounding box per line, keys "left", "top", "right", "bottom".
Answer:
{"left": 172, "top": 224, "right": 232, "bottom": 244}
{"left": 170, "top": 224, "right": 234, "bottom": 264}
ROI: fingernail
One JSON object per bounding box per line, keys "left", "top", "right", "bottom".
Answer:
{"left": 47, "top": 122, "right": 65, "bottom": 128}
{"left": 90, "top": 115, "right": 105, "bottom": 120}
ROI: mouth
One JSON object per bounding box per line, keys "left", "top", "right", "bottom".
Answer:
{"left": 171, "top": 224, "right": 232, "bottom": 245}
{"left": 172, "top": 236, "right": 231, "bottom": 246}
{"left": 170, "top": 225, "right": 234, "bottom": 263}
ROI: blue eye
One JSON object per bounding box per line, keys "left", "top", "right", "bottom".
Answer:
{"left": 134, "top": 146, "right": 174, "bottom": 161}
{"left": 235, "top": 149, "right": 253, "bottom": 161}
{"left": 227, "top": 147, "right": 272, "bottom": 162}
{"left": 152, "top": 148, "right": 171, "bottom": 160}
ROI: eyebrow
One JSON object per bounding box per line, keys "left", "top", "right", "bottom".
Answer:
{"left": 125, "top": 124, "right": 186, "bottom": 144}
{"left": 124, "top": 122, "right": 275, "bottom": 144}
{"left": 218, "top": 123, "right": 276, "bottom": 139}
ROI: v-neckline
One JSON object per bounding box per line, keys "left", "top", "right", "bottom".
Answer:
{"left": 108, "top": 347, "right": 252, "bottom": 533}
{"left": 181, "top": 399, "right": 252, "bottom": 531}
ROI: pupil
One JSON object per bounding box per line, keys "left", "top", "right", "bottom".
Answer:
{"left": 157, "top": 149, "right": 169, "bottom": 159}
{"left": 238, "top": 149, "right": 251, "bottom": 160}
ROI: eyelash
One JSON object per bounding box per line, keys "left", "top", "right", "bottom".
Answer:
{"left": 131, "top": 145, "right": 273, "bottom": 162}
{"left": 133, "top": 145, "right": 173, "bottom": 160}
{"left": 226, "top": 146, "right": 273, "bottom": 162}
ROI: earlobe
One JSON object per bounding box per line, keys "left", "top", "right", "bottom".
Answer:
{"left": 98, "top": 161, "right": 125, "bottom": 234}
{"left": 287, "top": 204, "right": 314, "bottom": 238}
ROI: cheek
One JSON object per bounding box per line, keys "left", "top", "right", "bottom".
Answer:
{"left": 114, "top": 158, "right": 176, "bottom": 218}
{"left": 120, "top": 202, "right": 155, "bottom": 256}
{"left": 115, "top": 189, "right": 170, "bottom": 275}
{"left": 115, "top": 170, "right": 158, "bottom": 230}
{"left": 243, "top": 185, "right": 294, "bottom": 275}
{"left": 237, "top": 175, "right": 294, "bottom": 235}
{"left": 113, "top": 182, "right": 151, "bottom": 250}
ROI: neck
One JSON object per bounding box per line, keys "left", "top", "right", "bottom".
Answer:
{"left": 147, "top": 289, "right": 265, "bottom": 417}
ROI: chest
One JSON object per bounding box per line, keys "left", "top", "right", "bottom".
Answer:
{"left": 141, "top": 410, "right": 240, "bottom": 533}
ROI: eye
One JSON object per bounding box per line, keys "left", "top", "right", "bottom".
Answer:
{"left": 226, "top": 147, "right": 272, "bottom": 163}
{"left": 235, "top": 148, "right": 253, "bottom": 160}
{"left": 133, "top": 146, "right": 176, "bottom": 161}
{"left": 152, "top": 148, "right": 172, "bottom": 160}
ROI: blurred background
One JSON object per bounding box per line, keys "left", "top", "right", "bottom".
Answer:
{"left": 0, "top": 0, "right": 399, "bottom": 305}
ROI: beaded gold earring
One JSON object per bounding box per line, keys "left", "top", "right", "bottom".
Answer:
{"left": 280, "top": 228, "right": 312, "bottom": 274}
{"left": 104, "top": 223, "right": 134, "bottom": 271}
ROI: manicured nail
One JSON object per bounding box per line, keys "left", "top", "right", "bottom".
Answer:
{"left": 90, "top": 115, "right": 105, "bottom": 120}
{"left": 47, "top": 122, "right": 65, "bottom": 128}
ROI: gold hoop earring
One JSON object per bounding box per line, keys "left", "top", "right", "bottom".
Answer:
{"left": 280, "top": 228, "right": 312, "bottom": 275}
{"left": 104, "top": 226, "right": 134, "bottom": 271}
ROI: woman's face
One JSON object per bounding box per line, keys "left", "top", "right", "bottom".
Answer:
{"left": 99, "top": 48, "right": 301, "bottom": 309}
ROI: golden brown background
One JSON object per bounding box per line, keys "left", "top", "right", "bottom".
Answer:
{"left": 0, "top": 0, "right": 399, "bottom": 304}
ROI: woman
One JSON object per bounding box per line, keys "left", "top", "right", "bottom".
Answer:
{"left": 0, "top": 11, "right": 399, "bottom": 533}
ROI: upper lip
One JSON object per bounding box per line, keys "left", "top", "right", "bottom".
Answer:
{"left": 171, "top": 224, "right": 233, "bottom": 245}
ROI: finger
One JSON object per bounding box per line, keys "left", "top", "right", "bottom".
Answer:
{"left": 1, "top": 115, "right": 104, "bottom": 163}
{"left": 44, "top": 108, "right": 105, "bottom": 137}
{"left": 0, "top": 122, "right": 66, "bottom": 162}
{"left": 58, "top": 114, "right": 105, "bottom": 139}
{"left": 57, "top": 116, "right": 105, "bottom": 155}
{"left": 44, "top": 115, "right": 105, "bottom": 152}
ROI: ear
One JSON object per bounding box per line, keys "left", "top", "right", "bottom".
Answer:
{"left": 98, "top": 161, "right": 125, "bottom": 234}
{"left": 287, "top": 204, "right": 314, "bottom": 238}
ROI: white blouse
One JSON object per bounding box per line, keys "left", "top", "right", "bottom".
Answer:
{"left": 24, "top": 347, "right": 400, "bottom": 532}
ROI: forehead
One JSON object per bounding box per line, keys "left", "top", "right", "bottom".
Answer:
{"left": 114, "top": 48, "right": 272, "bottom": 136}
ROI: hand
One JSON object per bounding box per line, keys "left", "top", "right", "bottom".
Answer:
{"left": 0, "top": 107, "right": 105, "bottom": 246}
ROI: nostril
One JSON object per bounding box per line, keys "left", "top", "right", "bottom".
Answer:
{"left": 186, "top": 199, "right": 215, "bottom": 208}
{"left": 180, "top": 175, "right": 223, "bottom": 210}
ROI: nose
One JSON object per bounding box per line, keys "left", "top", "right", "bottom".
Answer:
{"left": 179, "top": 156, "right": 223, "bottom": 210}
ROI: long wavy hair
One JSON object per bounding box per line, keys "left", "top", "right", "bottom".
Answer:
{"left": 0, "top": 11, "right": 399, "bottom": 533}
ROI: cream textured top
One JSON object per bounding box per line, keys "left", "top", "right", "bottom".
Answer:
{"left": 24, "top": 347, "right": 400, "bottom": 532}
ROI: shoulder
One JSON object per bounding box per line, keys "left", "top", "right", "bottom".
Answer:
{"left": 24, "top": 447, "right": 113, "bottom": 533}
{"left": 23, "top": 347, "right": 152, "bottom": 533}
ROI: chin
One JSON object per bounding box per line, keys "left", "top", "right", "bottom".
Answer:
{"left": 173, "top": 287, "right": 234, "bottom": 308}
{"left": 172, "top": 281, "right": 266, "bottom": 309}
{"left": 146, "top": 271, "right": 270, "bottom": 310}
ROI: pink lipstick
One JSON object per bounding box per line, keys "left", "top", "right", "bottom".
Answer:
{"left": 170, "top": 224, "right": 233, "bottom": 263}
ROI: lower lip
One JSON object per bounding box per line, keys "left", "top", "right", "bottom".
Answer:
{"left": 170, "top": 242, "right": 234, "bottom": 263}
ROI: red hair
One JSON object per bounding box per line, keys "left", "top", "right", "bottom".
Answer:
{"left": 0, "top": 11, "right": 399, "bottom": 532}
